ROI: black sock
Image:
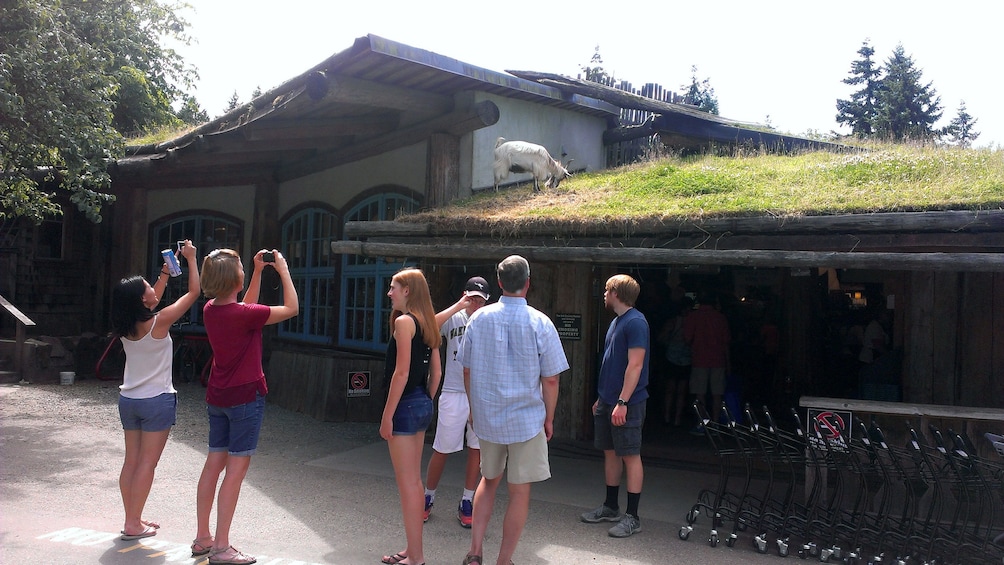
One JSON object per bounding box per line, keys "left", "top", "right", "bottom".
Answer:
{"left": 604, "top": 485, "right": 620, "bottom": 510}
{"left": 626, "top": 491, "right": 641, "bottom": 518}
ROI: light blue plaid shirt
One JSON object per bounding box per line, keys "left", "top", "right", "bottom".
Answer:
{"left": 459, "top": 295, "right": 569, "bottom": 444}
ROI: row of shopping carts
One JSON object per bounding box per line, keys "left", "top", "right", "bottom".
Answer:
{"left": 678, "top": 400, "right": 1004, "bottom": 564}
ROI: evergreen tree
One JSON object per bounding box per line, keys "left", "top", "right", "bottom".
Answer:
{"left": 836, "top": 40, "right": 882, "bottom": 137}
{"left": 224, "top": 90, "right": 242, "bottom": 113}
{"left": 680, "top": 65, "right": 719, "bottom": 115}
{"left": 580, "top": 45, "right": 611, "bottom": 85}
{"left": 176, "top": 94, "right": 210, "bottom": 126}
{"left": 873, "top": 44, "right": 942, "bottom": 141}
{"left": 943, "top": 100, "right": 980, "bottom": 148}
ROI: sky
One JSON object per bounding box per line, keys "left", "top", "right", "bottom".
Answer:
{"left": 173, "top": 0, "right": 1003, "bottom": 149}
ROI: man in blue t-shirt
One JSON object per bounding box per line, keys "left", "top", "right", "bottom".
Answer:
{"left": 580, "top": 274, "right": 650, "bottom": 539}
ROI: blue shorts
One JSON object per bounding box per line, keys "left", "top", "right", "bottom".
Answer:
{"left": 593, "top": 400, "right": 646, "bottom": 456}
{"left": 207, "top": 394, "right": 265, "bottom": 457}
{"left": 119, "top": 392, "right": 177, "bottom": 432}
{"left": 392, "top": 388, "right": 433, "bottom": 436}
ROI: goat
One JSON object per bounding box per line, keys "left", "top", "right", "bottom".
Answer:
{"left": 492, "top": 137, "right": 572, "bottom": 192}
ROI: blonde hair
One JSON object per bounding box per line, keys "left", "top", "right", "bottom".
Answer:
{"left": 200, "top": 249, "right": 242, "bottom": 299}
{"left": 389, "top": 268, "right": 441, "bottom": 349}
{"left": 606, "top": 274, "right": 641, "bottom": 307}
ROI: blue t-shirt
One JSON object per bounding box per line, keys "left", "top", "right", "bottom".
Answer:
{"left": 597, "top": 307, "right": 650, "bottom": 405}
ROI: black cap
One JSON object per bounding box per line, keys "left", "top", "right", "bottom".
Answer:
{"left": 464, "top": 276, "right": 490, "bottom": 300}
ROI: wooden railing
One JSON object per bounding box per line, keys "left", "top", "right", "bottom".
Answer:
{"left": 0, "top": 293, "right": 36, "bottom": 380}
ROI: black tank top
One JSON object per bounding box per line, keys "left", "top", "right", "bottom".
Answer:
{"left": 384, "top": 313, "right": 432, "bottom": 395}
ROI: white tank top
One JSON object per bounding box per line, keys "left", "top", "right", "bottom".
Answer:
{"left": 119, "top": 316, "right": 177, "bottom": 399}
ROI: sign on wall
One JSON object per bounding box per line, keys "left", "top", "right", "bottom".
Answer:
{"left": 347, "top": 371, "right": 370, "bottom": 397}
{"left": 554, "top": 313, "right": 581, "bottom": 341}
{"left": 806, "top": 408, "right": 852, "bottom": 452}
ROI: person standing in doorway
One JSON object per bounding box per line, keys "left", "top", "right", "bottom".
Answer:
{"left": 459, "top": 255, "right": 569, "bottom": 565}
{"left": 193, "top": 248, "right": 299, "bottom": 565}
{"left": 683, "top": 290, "right": 730, "bottom": 433}
{"left": 580, "top": 274, "right": 650, "bottom": 538}
{"left": 422, "top": 277, "right": 490, "bottom": 528}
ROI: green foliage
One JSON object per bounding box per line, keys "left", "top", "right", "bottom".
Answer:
{"left": 680, "top": 66, "right": 719, "bottom": 115}
{"left": 176, "top": 94, "right": 210, "bottom": 125}
{"left": 0, "top": 0, "right": 196, "bottom": 224}
{"left": 836, "top": 40, "right": 881, "bottom": 137}
{"left": 943, "top": 100, "right": 980, "bottom": 148}
{"left": 224, "top": 90, "right": 242, "bottom": 113}
{"left": 873, "top": 45, "right": 942, "bottom": 141}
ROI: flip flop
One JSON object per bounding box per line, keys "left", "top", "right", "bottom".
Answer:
{"left": 381, "top": 552, "right": 407, "bottom": 564}
{"left": 120, "top": 525, "right": 157, "bottom": 541}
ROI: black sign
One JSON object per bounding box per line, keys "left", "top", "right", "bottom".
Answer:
{"left": 347, "top": 371, "right": 370, "bottom": 397}
{"left": 806, "top": 408, "right": 852, "bottom": 452}
{"left": 554, "top": 313, "right": 581, "bottom": 341}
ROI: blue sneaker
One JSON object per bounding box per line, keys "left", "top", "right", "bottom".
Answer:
{"left": 423, "top": 494, "right": 433, "bottom": 522}
{"left": 457, "top": 499, "right": 473, "bottom": 528}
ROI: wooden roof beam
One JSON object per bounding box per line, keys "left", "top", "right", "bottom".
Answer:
{"left": 294, "top": 71, "right": 454, "bottom": 116}
{"left": 240, "top": 115, "right": 400, "bottom": 141}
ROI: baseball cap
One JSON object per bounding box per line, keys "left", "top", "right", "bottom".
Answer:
{"left": 464, "top": 276, "right": 490, "bottom": 301}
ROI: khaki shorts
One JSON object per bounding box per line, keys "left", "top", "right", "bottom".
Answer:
{"left": 479, "top": 430, "right": 550, "bottom": 484}
{"left": 690, "top": 366, "right": 726, "bottom": 396}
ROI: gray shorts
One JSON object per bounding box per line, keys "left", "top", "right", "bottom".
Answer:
{"left": 593, "top": 400, "right": 646, "bottom": 456}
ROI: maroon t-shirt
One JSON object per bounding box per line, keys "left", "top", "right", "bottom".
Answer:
{"left": 202, "top": 300, "right": 271, "bottom": 407}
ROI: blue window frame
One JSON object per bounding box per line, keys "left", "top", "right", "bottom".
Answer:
{"left": 150, "top": 215, "right": 242, "bottom": 325}
{"left": 279, "top": 207, "right": 338, "bottom": 342}
{"left": 339, "top": 193, "right": 417, "bottom": 350}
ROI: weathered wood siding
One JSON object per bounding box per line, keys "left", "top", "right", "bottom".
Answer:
{"left": 903, "top": 271, "right": 1004, "bottom": 409}
{"left": 266, "top": 350, "right": 386, "bottom": 422}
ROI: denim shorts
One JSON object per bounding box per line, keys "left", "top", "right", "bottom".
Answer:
{"left": 392, "top": 388, "right": 433, "bottom": 436}
{"left": 593, "top": 400, "right": 646, "bottom": 456}
{"left": 207, "top": 394, "right": 265, "bottom": 456}
{"left": 119, "top": 392, "right": 177, "bottom": 432}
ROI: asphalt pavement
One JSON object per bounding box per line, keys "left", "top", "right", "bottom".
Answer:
{"left": 0, "top": 379, "right": 781, "bottom": 565}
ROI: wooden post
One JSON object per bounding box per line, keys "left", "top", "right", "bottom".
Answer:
{"left": 427, "top": 133, "right": 459, "bottom": 208}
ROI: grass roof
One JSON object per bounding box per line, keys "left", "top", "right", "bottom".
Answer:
{"left": 407, "top": 144, "right": 1004, "bottom": 235}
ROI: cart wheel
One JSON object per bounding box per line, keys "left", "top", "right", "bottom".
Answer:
{"left": 709, "top": 532, "right": 719, "bottom": 547}
{"left": 754, "top": 534, "right": 769, "bottom": 554}
{"left": 678, "top": 526, "right": 691, "bottom": 541}
{"left": 726, "top": 534, "right": 737, "bottom": 547}
{"left": 686, "top": 508, "right": 699, "bottom": 524}
{"left": 713, "top": 513, "right": 724, "bottom": 527}
{"left": 778, "top": 543, "right": 790, "bottom": 558}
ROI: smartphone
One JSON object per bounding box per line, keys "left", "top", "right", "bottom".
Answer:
{"left": 177, "top": 240, "right": 185, "bottom": 252}
{"left": 262, "top": 251, "right": 275, "bottom": 263}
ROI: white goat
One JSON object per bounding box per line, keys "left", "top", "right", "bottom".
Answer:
{"left": 492, "top": 137, "right": 572, "bottom": 192}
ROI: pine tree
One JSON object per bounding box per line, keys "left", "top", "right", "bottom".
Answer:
{"left": 836, "top": 40, "right": 882, "bottom": 137}
{"left": 580, "top": 45, "right": 611, "bottom": 85}
{"left": 943, "top": 100, "right": 980, "bottom": 148}
{"left": 224, "top": 90, "right": 242, "bottom": 113}
{"left": 681, "top": 66, "right": 720, "bottom": 115}
{"left": 873, "top": 44, "right": 942, "bottom": 141}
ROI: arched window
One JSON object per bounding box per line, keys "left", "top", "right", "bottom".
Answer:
{"left": 279, "top": 207, "right": 338, "bottom": 342}
{"left": 340, "top": 193, "right": 417, "bottom": 350}
{"left": 150, "top": 214, "right": 242, "bottom": 325}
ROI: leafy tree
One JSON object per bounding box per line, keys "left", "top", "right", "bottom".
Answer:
{"left": 680, "top": 65, "right": 719, "bottom": 115}
{"left": 942, "top": 100, "right": 980, "bottom": 148}
{"left": 580, "top": 45, "right": 611, "bottom": 84}
{"left": 873, "top": 44, "right": 942, "bottom": 141}
{"left": 836, "top": 40, "right": 882, "bottom": 137}
{"left": 0, "top": 0, "right": 196, "bottom": 223}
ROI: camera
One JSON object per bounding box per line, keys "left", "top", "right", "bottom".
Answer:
{"left": 262, "top": 252, "right": 275, "bottom": 263}
{"left": 177, "top": 240, "right": 186, "bottom": 252}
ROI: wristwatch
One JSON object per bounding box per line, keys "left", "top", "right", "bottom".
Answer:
{"left": 616, "top": 398, "right": 627, "bottom": 406}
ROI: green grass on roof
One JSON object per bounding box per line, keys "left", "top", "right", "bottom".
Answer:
{"left": 409, "top": 144, "right": 1004, "bottom": 232}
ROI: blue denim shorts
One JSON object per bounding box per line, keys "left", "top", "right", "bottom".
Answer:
{"left": 119, "top": 392, "right": 177, "bottom": 432}
{"left": 392, "top": 388, "right": 433, "bottom": 436}
{"left": 207, "top": 394, "right": 265, "bottom": 456}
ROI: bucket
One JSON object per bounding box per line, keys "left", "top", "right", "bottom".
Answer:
{"left": 59, "top": 371, "right": 75, "bottom": 385}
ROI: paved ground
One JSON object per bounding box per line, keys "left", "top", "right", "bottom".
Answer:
{"left": 0, "top": 379, "right": 782, "bottom": 565}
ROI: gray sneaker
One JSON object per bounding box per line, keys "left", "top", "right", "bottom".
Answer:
{"left": 580, "top": 504, "right": 622, "bottom": 523}
{"left": 608, "top": 514, "right": 642, "bottom": 538}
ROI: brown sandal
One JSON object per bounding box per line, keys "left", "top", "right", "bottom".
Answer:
{"left": 462, "top": 555, "right": 482, "bottom": 565}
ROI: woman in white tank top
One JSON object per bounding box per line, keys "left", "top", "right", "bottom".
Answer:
{"left": 110, "top": 240, "right": 200, "bottom": 541}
